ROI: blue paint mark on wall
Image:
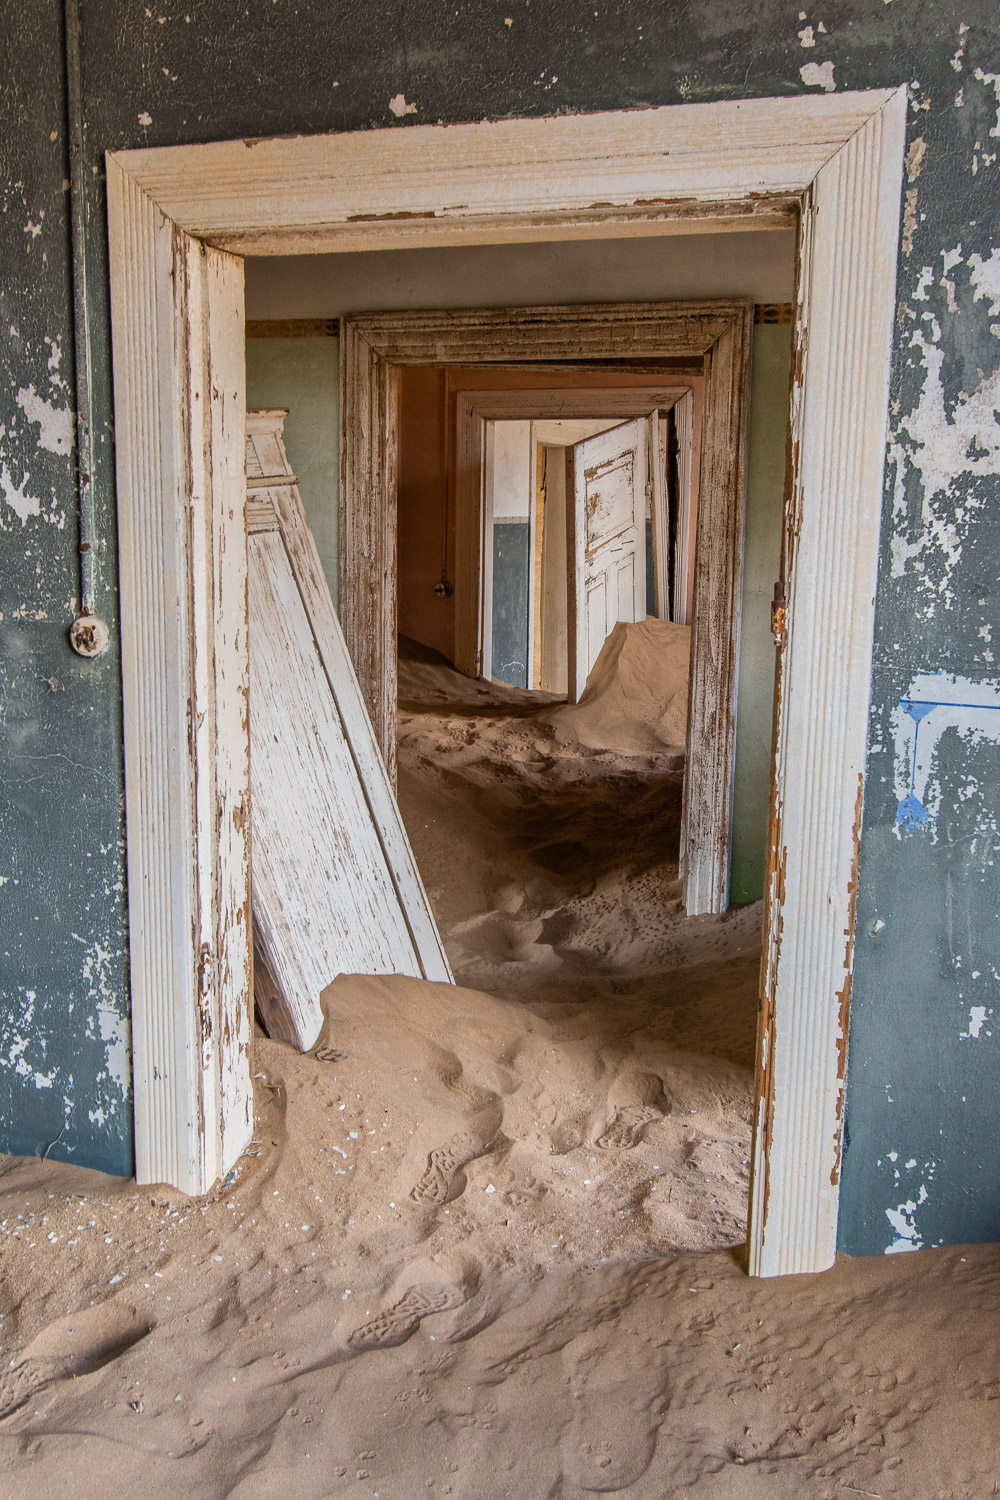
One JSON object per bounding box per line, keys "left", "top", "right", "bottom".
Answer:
{"left": 893, "top": 673, "right": 1000, "bottom": 837}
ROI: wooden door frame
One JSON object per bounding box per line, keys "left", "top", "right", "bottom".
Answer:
{"left": 342, "top": 307, "right": 747, "bottom": 801}
{"left": 106, "top": 87, "right": 906, "bottom": 1276}
{"left": 452, "top": 385, "right": 691, "bottom": 680}
{"left": 452, "top": 381, "right": 731, "bottom": 919}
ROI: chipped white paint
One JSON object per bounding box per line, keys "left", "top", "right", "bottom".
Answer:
{"left": 108, "top": 156, "right": 251, "bottom": 1195}
{"left": 83, "top": 939, "right": 132, "bottom": 1100}
{"left": 45, "top": 336, "right": 66, "bottom": 387}
{"left": 0, "top": 465, "right": 41, "bottom": 524}
{"left": 5, "top": 991, "right": 55, "bottom": 1091}
{"left": 245, "top": 411, "right": 452, "bottom": 1050}
{"left": 749, "top": 86, "right": 908, "bottom": 1277}
{"left": 968, "top": 247, "right": 1000, "bottom": 322}
{"left": 972, "top": 68, "right": 1000, "bottom": 135}
{"left": 388, "top": 93, "right": 417, "bottom": 117}
{"left": 960, "top": 1006, "right": 991, "bottom": 1041}
{"left": 16, "top": 385, "right": 73, "bottom": 455}
{"left": 893, "top": 671, "right": 1000, "bottom": 837}
{"left": 137, "top": 110, "right": 152, "bottom": 126}
{"left": 889, "top": 254, "right": 1000, "bottom": 591}
{"left": 800, "top": 60, "right": 836, "bottom": 92}
{"left": 885, "top": 1189, "right": 928, "bottom": 1252}
{"left": 950, "top": 23, "right": 970, "bottom": 74}
{"left": 882, "top": 1154, "right": 938, "bottom": 1254}
{"left": 108, "top": 89, "right": 905, "bottom": 1275}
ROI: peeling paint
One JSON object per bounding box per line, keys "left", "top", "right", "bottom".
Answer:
{"left": 888, "top": 247, "right": 1000, "bottom": 593}
{"left": 959, "top": 1006, "right": 991, "bottom": 1041}
{"left": 388, "top": 93, "right": 417, "bottom": 118}
{"left": 16, "top": 384, "right": 73, "bottom": 455}
{"left": 0, "top": 464, "right": 42, "bottom": 524}
{"left": 968, "top": 248, "right": 1000, "bottom": 323}
{"left": 972, "top": 68, "right": 1000, "bottom": 135}
{"left": 882, "top": 1155, "right": 939, "bottom": 1254}
{"left": 799, "top": 60, "right": 835, "bottom": 92}
{"left": 904, "top": 135, "right": 926, "bottom": 179}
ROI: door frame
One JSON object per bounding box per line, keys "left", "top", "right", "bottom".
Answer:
{"left": 341, "top": 304, "right": 748, "bottom": 802}
{"left": 453, "top": 385, "right": 692, "bottom": 679}
{"left": 106, "top": 87, "right": 906, "bottom": 1275}
{"left": 455, "top": 383, "right": 733, "bottom": 919}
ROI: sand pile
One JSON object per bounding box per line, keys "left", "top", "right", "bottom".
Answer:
{"left": 396, "top": 633, "right": 757, "bottom": 1012}
{"left": 0, "top": 1063, "right": 997, "bottom": 1499}
{"left": 392, "top": 635, "right": 759, "bottom": 1258}
{"left": 1, "top": 636, "right": 996, "bottom": 1496}
{"left": 547, "top": 618, "right": 691, "bottom": 757}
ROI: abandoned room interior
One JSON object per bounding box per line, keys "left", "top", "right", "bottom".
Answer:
{"left": 2, "top": 4, "right": 999, "bottom": 1496}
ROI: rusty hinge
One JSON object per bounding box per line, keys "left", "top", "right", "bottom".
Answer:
{"left": 771, "top": 581, "right": 787, "bottom": 644}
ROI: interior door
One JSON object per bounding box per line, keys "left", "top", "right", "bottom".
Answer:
{"left": 566, "top": 416, "right": 647, "bottom": 701}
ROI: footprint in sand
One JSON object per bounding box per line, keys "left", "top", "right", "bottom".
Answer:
{"left": 0, "top": 1301, "right": 149, "bottom": 1421}
{"left": 559, "top": 1324, "right": 667, "bottom": 1493}
{"left": 348, "top": 1254, "right": 478, "bottom": 1352}
{"left": 596, "top": 1068, "right": 670, "bottom": 1151}
{"left": 410, "top": 1123, "right": 495, "bottom": 1205}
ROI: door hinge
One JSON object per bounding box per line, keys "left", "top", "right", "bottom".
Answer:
{"left": 771, "top": 581, "right": 787, "bottom": 644}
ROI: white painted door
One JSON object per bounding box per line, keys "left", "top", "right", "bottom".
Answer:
{"left": 567, "top": 417, "right": 647, "bottom": 701}
{"left": 246, "top": 412, "right": 453, "bottom": 1053}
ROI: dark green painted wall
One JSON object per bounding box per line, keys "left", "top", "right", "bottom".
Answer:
{"left": 1, "top": 1, "right": 131, "bottom": 1173}
{"left": 491, "top": 522, "right": 532, "bottom": 689}
{"left": 2, "top": 1, "right": 998, "bottom": 1255}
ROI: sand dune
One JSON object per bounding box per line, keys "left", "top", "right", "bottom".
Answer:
{"left": 1, "top": 633, "right": 997, "bottom": 1496}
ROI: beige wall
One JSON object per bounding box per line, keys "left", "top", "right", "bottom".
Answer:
{"left": 245, "top": 229, "right": 795, "bottom": 318}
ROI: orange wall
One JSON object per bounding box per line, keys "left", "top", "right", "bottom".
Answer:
{"left": 397, "top": 364, "right": 704, "bottom": 665}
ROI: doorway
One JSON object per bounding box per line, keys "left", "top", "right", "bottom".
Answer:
{"left": 106, "top": 89, "right": 907, "bottom": 1275}
{"left": 390, "top": 359, "right": 767, "bottom": 1258}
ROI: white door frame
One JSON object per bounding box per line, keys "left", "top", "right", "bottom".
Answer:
{"left": 341, "top": 303, "right": 748, "bottom": 794}
{"left": 456, "top": 384, "right": 736, "bottom": 920}
{"left": 107, "top": 88, "right": 906, "bottom": 1275}
{"left": 454, "top": 386, "right": 691, "bottom": 679}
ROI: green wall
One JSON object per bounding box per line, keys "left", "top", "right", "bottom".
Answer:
{"left": 729, "top": 324, "right": 792, "bottom": 904}
{"left": 245, "top": 336, "right": 341, "bottom": 609}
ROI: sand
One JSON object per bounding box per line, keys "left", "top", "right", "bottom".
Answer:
{"left": 1, "top": 629, "right": 997, "bottom": 1497}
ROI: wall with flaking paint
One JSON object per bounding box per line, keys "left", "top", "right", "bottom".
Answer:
{"left": 2, "top": 2, "right": 998, "bottom": 1254}
{"left": 1, "top": 0, "right": 131, "bottom": 1174}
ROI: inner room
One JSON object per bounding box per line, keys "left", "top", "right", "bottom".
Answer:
{"left": 243, "top": 227, "right": 795, "bottom": 1265}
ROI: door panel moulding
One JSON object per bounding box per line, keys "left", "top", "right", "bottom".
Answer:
{"left": 107, "top": 87, "right": 907, "bottom": 1278}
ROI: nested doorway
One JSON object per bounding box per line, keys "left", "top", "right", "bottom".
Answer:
{"left": 386, "top": 352, "right": 765, "bottom": 1260}
{"left": 342, "top": 302, "right": 750, "bottom": 918}
{"left": 107, "top": 88, "right": 906, "bottom": 1275}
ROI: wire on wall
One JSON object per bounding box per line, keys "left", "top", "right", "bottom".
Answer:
{"left": 64, "top": 0, "right": 109, "bottom": 658}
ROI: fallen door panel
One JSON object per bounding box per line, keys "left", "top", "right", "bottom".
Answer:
{"left": 246, "top": 412, "right": 453, "bottom": 1051}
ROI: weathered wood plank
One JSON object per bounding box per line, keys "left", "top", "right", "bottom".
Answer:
{"left": 108, "top": 92, "right": 893, "bottom": 255}
{"left": 247, "top": 415, "right": 452, "bottom": 1052}
{"left": 108, "top": 159, "right": 252, "bottom": 1194}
